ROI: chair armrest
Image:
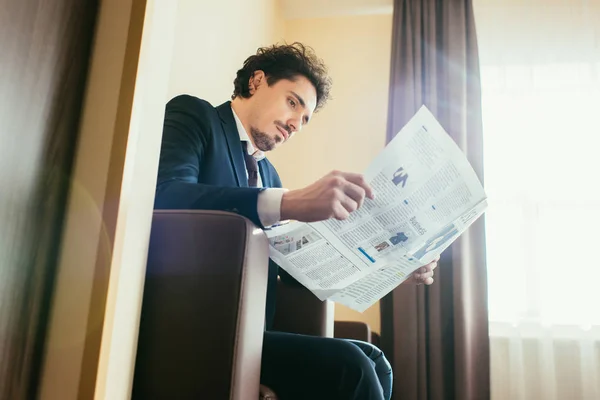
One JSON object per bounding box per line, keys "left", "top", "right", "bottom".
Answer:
{"left": 132, "top": 210, "right": 270, "bottom": 399}
{"left": 271, "top": 277, "right": 334, "bottom": 337}
{"left": 334, "top": 321, "right": 372, "bottom": 343}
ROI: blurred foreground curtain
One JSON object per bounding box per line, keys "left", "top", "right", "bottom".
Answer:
{"left": 380, "top": 0, "right": 489, "bottom": 399}
{"left": 0, "top": 0, "right": 98, "bottom": 398}
{"left": 473, "top": 0, "right": 600, "bottom": 398}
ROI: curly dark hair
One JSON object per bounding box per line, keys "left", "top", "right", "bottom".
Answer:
{"left": 232, "top": 42, "right": 332, "bottom": 112}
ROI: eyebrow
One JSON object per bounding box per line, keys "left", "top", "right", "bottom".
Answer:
{"left": 290, "top": 91, "right": 306, "bottom": 108}
{"left": 289, "top": 91, "right": 311, "bottom": 124}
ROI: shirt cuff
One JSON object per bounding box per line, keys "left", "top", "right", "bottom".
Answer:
{"left": 257, "top": 188, "right": 288, "bottom": 227}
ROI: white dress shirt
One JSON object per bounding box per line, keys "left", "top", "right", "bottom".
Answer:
{"left": 231, "top": 107, "right": 287, "bottom": 227}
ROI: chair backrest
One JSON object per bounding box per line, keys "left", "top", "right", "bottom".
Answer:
{"left": 132, "top": 210, "right": 270, "bottom": 399}
{"left": 333, "top": 321, "right": 372, "bottom": 343}
{"left": 272, "top": 277, "right": 334, "bottom": 338}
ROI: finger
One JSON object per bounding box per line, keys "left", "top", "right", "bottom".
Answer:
{"left": 408, "top": 272, "right": 421, "bottom": 285}
{"left": 339, "top": 172, "right": 375, "bottom": 200}
{"left": 420, "top": 261, "right": 438, "bottom": 274}
{"left": 338, "top": 194, "right": 359, "bottom": 215}
{"left": 415, "top": 270, "right": 434, "bottom": 281}
{"left": 341, "top": 181, "right": 366, "bottom": 209}
{"left": 418, "top": 265, "right": 431, "bottom": 274}
{"left": 332, "top": 201, "right": 350, "bottom": 220}
{"left": 412, "top": 273, "right": 434, "bottom": 285}
{"left": 423, "top": 265, "right": 434, "bottom": 274}
{"left": 421, "top": 270, "right": 434, "bottom": 280}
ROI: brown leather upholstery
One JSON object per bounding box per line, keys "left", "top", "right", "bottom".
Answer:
{"left": 334, "top": 321, "right": 372, "bottom": 343}
{"left": 371, "top": 331, "right": 381, "bottom": 348}
{"left": 132, "top": 210, "right": 270, "bottom": 399}
{"left": 272, "top": 277, "right": 334, "bottom": 337}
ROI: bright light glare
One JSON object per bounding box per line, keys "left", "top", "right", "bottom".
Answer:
{"left": 483, "top": 62, "right": 600, "bottom": 326}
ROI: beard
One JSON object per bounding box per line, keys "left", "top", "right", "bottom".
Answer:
{"left": 250, "top": 126, "right": 282, "bottom": 152}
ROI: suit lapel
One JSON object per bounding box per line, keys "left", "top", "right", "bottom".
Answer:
{"left": 216, "top": 101, "right": 247, "bottom": 187}
{"left": 258, "top": 160, "right": 268, "bottom": 187}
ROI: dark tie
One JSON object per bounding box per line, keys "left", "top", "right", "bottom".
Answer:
{"left": 242, "top": 141, "right": 259, "bottom": 187}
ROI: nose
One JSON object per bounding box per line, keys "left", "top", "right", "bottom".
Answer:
{"left": 287, "top": 116, "right": 302, "bottom": 133}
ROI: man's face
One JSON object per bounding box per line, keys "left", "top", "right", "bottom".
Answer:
{"left": 245, "top": 71, "right": 317, "bottom": 152}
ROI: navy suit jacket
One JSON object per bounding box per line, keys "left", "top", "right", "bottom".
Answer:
{"left": 154, "top": 94, "right": 287, "bottom": 329}
{"left": 155, "top": 94, "right": 282, "bottom": 227}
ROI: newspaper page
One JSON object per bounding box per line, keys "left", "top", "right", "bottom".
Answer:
{"left": 329, "top": 199, "right": 488, "bottom": 312}
{"left": 266, "top": 105, "right": 488, "bottom": 311}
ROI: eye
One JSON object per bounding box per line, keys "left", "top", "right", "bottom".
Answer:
{"left": 288, "top": 98, "right": 296, "bottom": 108}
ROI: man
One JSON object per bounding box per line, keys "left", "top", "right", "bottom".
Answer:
{"left": 155, "top": 43, "right": 437, "bottom": 400}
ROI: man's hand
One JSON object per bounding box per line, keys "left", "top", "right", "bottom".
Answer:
{"left": 280, "top": 170, "right": 375, "bottom": 222}
{"left": 406, "top": 256, "right": 439, "bottom": 286}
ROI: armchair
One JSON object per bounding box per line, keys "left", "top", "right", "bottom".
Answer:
{"left": 131, "top": 210, "right": 333, "bottom": 399}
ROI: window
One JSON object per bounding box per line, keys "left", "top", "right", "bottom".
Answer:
{"left": 482, "top": 61, "right": 600, "bottom": 327}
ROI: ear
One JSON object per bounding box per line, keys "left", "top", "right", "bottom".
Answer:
{"left": 248, "top": 70, "right": 266, "bottom": 94}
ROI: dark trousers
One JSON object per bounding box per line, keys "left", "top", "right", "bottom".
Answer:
{"left": 261, "top": 331, "right": 393, "bottom": 400}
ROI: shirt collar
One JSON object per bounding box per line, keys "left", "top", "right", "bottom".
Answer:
{"left": 231, "top": 106, "right": 266, "bottom": 161}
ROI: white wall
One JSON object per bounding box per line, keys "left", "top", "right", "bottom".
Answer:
{"left": 167, "top": 0, "right": 285, "bottom": 104}
{"left": 270, "top": 13, "right": 393, "bottom": 333}
{"left": 280, "top": 0, "right": 392, "bottom": 20}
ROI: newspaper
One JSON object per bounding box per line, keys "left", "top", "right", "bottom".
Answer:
{"left": 266, "top": 106, "right": 488, "bottom": 312}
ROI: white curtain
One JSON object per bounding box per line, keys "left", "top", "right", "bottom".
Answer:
{"left": 473, "top": 0, "right": 600, "bottom": 399}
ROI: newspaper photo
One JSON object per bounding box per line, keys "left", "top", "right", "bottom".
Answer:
{"left": 266, "top": 105, "right": 488, "bottom": 312}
